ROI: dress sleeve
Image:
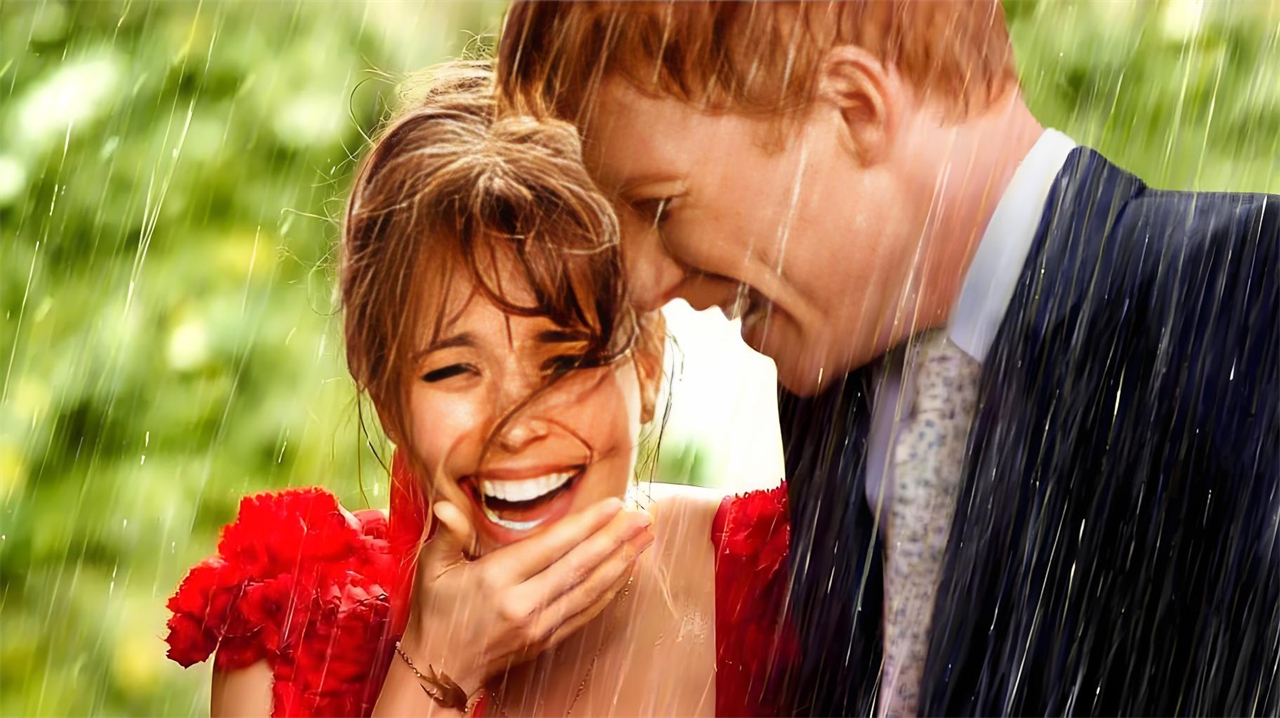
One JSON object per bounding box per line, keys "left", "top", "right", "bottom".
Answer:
{"left": 163, "top": 487, "right": 376, "bottom": 673}
{"left": 711, "top": 482, "right": 799, "bottom": 717}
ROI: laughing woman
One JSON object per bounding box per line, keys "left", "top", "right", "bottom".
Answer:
{"left": 163, "top": 63, "right": 795, "bottom": 718}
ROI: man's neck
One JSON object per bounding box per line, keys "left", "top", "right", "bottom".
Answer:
{"left": 913, "top": 92, "right": 1044, "bottom": 330}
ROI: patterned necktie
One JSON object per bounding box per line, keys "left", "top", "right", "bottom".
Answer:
{"left": 879, "top": 330, "right": 982, "bottom": 717}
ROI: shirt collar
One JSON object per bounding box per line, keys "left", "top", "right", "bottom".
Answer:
{"left": 947, "top": 128, "right": 1078, "bottom": 362}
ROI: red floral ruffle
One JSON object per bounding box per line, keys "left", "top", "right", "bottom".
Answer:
{"left": 712, "top": 483, "right": 798, "bottom": 717}
{"left": 164, "top": 487, "right": 401, "bottom": 718}
{"left": 165, "top": 471, "right": 795, "bottom": 718}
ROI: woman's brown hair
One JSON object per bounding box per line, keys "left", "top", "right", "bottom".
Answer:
{"left": 341, "top": 61, "right": 642, "bottom": 452}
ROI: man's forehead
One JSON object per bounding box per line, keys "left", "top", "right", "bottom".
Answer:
{"left": 582, "top": 78, "right": 690, "bottom": 192}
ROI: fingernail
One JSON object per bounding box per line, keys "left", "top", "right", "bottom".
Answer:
{"left": 599, "top": 497, "right": 624, "bottom": 514}
{"left": 633, "top": 531, "right": 655, "bottom": 552}
{"left": 621, "top": 511, "right": 652, "bottom": 537}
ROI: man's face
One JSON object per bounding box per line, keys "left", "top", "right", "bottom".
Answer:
{"left": 585, "top": 78, "right": 924, "bottom": 395}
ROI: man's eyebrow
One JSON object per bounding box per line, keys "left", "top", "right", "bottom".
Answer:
{"left": 536, "top": 328, "right": 591, "bottom": 344}
{"left": 615, "top": 173, "right": 683, "bottom": 196}
{"left": 415, "top": 333, "right": 474, "bottom": 359}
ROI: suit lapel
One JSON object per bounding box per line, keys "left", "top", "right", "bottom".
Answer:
{"left": 920, "top": 149, "right": 1149, "bottom": 714}
{"left": 780, "top": 367, "right": 883, "bottom": 715}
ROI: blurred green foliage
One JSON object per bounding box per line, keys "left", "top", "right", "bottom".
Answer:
{"left": 0, "top": 0, "right": 1276, "bottom": 715}
{"left": 1009, "top": 0, "right": 1279, "bottom": 192}
{"left": 0, "top": 2, "right": 506, "bottom": 714}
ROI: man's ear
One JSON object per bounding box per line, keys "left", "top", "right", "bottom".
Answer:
{"left": 817, "top": 45, "right": 899, "bottom": 165}
{"left": 634, "top": 321, "right": 666, "bottom": 426}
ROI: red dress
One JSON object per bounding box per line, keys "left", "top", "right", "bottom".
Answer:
{"left": 164, "top": 454, "right": 795, "bottom": 717}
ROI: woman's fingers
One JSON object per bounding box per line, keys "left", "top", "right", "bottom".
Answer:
{"left": 523, "top": 529, "right": 654, "bottom": 646}
{"left": 420, "top": 501, "right": 478, "bottom": 575}
{"left": 523, "top": 569, "right": 635, "bottom": 658}
{"left": 486, "top": 496, "right": 630, "bottom": 581}
{"left": 516, "top": 507, "right": 653, "bottom": 602}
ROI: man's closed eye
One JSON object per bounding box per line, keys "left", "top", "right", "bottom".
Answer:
{"left": 632, "top": 197, "right": 674, "bottom": 227}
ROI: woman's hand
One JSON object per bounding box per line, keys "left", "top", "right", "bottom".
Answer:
{"left": 399, "top": 497, "right": 654, "bottom": 695}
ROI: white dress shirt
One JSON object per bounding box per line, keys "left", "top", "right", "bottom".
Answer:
{"left": 863, "top": 128, "right": 1079, "bottom": 518}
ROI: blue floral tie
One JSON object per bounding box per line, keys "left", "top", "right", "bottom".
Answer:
{"left": 880, "top": 330, "right": 981, "bottom": 717}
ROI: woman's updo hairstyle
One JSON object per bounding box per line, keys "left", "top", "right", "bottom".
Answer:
{"left": 342, "top": 60, "right": 645, "bottom": 446}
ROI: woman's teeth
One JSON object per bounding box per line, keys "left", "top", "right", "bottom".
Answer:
{"left": 481, "top": 470, "right": 576, "bottom": 503}
{"left": 475, "top": 469, "right": 580, "bottom": 533}
{"left": 482, "top": 504, "right": 546, "bottom": 532}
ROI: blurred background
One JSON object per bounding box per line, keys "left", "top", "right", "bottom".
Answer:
{"left": 1, "top": 0, "right": 1277, "bottom": 714}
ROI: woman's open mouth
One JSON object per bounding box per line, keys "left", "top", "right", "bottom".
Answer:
{"left": 463, "top": 465, "right": 585, "bottom": 538}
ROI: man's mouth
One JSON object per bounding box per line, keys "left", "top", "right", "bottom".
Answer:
{"left": 464, "top": 466, "right": 585, "bottom": 535}
{"left": 721, "top": 288, "right": 772, "bottom": 346}
{"left": 740, "top": 293, "right": 770, "bottom": 333}
{"left": 720, "top": 287, "right": 768, "bottom": 321}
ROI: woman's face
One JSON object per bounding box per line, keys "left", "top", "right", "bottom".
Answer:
{"left": 404, "top": 280, "right": 650, "bottom": 555}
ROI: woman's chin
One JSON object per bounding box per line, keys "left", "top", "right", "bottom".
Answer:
{"left": 462, "top": 470, "right": 584, "bottom": 546}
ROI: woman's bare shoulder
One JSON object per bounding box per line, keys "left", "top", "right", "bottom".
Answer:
{"left": 641, "top": 481, "right": 724, "bottom": 508}
{"left": 640, "top": 482, "right": 725, "bottom": 546}
{"left": 637, "top": 484, "right": 723, "bottom": 614}
{"left": 642, "top": 483, "right": 723, "bottom": 526}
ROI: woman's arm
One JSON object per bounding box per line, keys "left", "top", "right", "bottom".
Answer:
{"left": 210, "top": 658, "right": 273, "bottom": 718}
{"left": 371, "top": 651, "right": 466, "bottom": 718}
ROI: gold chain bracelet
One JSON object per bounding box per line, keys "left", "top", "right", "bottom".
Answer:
{"left": 393, "top": 640, "right": 474, "bottom": 711}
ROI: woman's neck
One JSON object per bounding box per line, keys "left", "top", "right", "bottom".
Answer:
{"left": 490, "top": 488, "right": 721, "bottom": 716}
{"left": 491, "top": 560, "right": 649, "bottom": 715}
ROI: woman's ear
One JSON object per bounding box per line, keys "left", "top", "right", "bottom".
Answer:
{"left": 816, "top": 45, "right": 900, "bottom": 165}
{"left": 633, "top": 317, "right": 666, "bottom": 425}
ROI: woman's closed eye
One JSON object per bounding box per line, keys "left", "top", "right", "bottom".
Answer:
{"left": 420, "top": 363, "right": 477, "bottom": 383}
{"left": 541, "top": 354, "right": 585, "bottom": 378}
{"left": 540, "top": 352, "right": 607, "bottom": 379}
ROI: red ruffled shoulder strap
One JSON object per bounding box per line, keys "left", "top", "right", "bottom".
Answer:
{"left": 163, "top": 486, "right": 395, "bottom": 675}
{"left": 712, "top": 482, "right": 798, "bottom": 717}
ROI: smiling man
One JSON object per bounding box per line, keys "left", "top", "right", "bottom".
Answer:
{"left": 497, "top": 2, "right": 1280, "bottom": 716}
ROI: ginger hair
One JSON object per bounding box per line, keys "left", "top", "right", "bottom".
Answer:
{"left": 497, "top": 1, "right": 1017, "bottom": 126}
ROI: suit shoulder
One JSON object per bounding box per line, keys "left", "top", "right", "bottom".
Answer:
{"left": 1114, "top": 188, "right": 1279, "bottom": 248}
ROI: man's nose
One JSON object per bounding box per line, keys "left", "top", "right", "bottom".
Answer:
{"left": 625, "top": 234, "right": 686, "bottom": 312}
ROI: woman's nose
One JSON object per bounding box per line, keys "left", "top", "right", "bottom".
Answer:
{"left": 494, "top": 413, "right": 552, "bottom": 453}
{"left": 490, "top": 366, "right": 555, "bottom": 452}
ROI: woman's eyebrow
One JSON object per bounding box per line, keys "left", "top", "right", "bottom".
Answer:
{"left": 415, "top": 333, "right": 475, "bottom": 359}
{"left": 535, "top": 328, "right": 591, "bottom": 344}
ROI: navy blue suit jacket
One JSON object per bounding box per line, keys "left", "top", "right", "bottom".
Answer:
{"left": 781, "top": 148, "right": 1279, "bottom": 716}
